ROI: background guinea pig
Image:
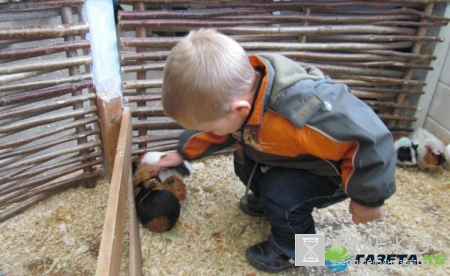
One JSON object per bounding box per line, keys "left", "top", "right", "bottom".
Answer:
{"left": 411, "top": 128, "right": 447, "bottom": 171}
{"left": 394, "top": 137, "right": 418, "bottom": 166}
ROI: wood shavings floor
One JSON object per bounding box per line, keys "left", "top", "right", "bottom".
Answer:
{"left": 1, "top": 154, "right": 449, "bottom": 275}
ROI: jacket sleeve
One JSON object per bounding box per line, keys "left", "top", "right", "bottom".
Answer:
{"left": 311, "top": 83, "right": 397, "bottom": 207}
{"left": 176, "top": 130, "right": 236, "bottom": 161}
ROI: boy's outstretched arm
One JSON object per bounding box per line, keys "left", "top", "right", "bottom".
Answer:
{"left": 151, "top": 152, "right": 184, "bottom": 175}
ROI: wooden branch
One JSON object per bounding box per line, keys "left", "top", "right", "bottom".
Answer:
{"left": 0, "top": 152, "right": 102, "bottom": 185}
{"left": 0, "top": 192, "right": 54, "bottom": 223}
{"left": 0, "top": 70, "right": 53, "bottom": 86}
{"left": 132, "top": 145, "right": 178, "bottom": 156}
{"left": 215, "top": 14, "right": 417, "bottom": 24}
{"left": 0, "top": 106, "right": 97, "bottom": 134}
{"left": 0, "top": 40, "right": 90, "bottom": 61}
{"left": 132, "top": 134, "right": 179, "bottom": 145}
{"left": 0, "top": 80, "right": 93, "bottom": 106}
{"left": 135, "top": 2, "right": 149, "bottom": 149}
{"left": 121, "top": 37, "right": 414, "bottom": 51}
{"left": 331, "top": 75, "right": 426, "bottom": 86}
{"left": 119, "top": 19, "right": 275, "bottom": 31}
{"left": 0, "top": 93, "right": 95, "bottom": 120}
{"left": 118, "top": 9, "right": 268, "bottom": 20}
{"left": 297, "top": 61, "right": 403, "bottom": 78}
{"left": 131, "top": 107, "right": 165, "bottom": 117}
{"left": 0, "top": 129, "right": 99, "bottom": 161}
{"left": 132, "top": 119, "right": 182, "bottom": 130}
{"left": 0, "top": 117, "right": 97, "bottom": 150}
{"left": 350, "top": 87, "right": 424, "bottom": 94}
{"left": 96, "top": 108, "right": 132, "bottom": 276}
{"left": 378, "top": 114, "right": 417, "bottom": 122}
{"left": 123, "top": 80, "right": 162, "bottom": 90}
{"left": 0, "top": 23, "right": 89, "bottom": 40}
{"left": 0, "top": 9, "right": 60, "bottom": 23}
{"left": 122, "top": 62, "right": 165, "bottom": 73}
{"left": 0, "top": 0, "right": 84, "bottom": 12}
{"left": 0, "top": 140, "right": 101, "bottom": 175}
{"left": 120, "top": 51, "right": 169, "bottom": 62}
{"left": 306, "top": 34, "right": 443, "bottom": 43}
{"left": 0, "top": 74, "right": 92, "bottom": 93}
{"left": 317, "top": 60, "right": 433, "bottom": 70}
{"left": 127, "top": 172, "right": 143, "bottom": 276}
{"left": 363, "top": 100, "right": 417, "bottom": 110}
{"left": 125, "top": 95, "right": 161, "bottom": 102}
{"left": 116, "top": 1, "right": 425, "bottom": 9}
{"left": 0, "top": 56, "right": 92, "bottom": 75}
{"left": 0, "top": 168, "right": 103, "bottom": 208}
{"left": 96, "top": 91, "right": 123, "bottom": 181}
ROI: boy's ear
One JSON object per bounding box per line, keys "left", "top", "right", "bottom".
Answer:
{"left": 230, "top": 100, "right": 251, "bottom": 117}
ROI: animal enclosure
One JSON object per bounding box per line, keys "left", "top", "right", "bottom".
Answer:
{"left": 1, "top": 0, "right": 450, "bottom": 275}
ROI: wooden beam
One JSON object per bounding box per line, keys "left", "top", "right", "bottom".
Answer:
{"left": 96, "top": 108, "right": 132, "bottom": 276}
{"left": 127, "top": 172, "right": 143, "bottom": 276}
{"left": 96, "top": 91, "right": 122, "bottom": 181}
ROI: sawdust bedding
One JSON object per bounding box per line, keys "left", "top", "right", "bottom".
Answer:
{"left": 1, "top": 154, "right": 449, "bottom": 276}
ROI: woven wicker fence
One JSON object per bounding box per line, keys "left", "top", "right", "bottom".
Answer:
{"left": 117, "top": 0, "right": 450, "bottom": 156}
{"left": 0, "top": 0, "right": 102, "bottom": 222}
{"left": 1, "top": 0, "right": 450, "bottom": 222}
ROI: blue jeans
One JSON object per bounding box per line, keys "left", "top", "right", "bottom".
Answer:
{"left": 234, "top": 153, "right": 348, "bottom": 258}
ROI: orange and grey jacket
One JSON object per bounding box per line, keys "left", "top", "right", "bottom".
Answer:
{"left": 176, "top": 53, "right": 396, "bottom": 207}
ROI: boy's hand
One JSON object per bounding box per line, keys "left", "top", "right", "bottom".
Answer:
{"left": 348, "top": 199, "right": 383, "bottom": 224}
{"left": 149, "top": 152, "right": 184, "bottom": 175}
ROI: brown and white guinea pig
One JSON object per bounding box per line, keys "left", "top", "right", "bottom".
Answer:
{"left": 411, "top": 128, "right": 447, "bottom": 171}
{"left": 134, "top": 176, "right": 187, "bottom": 233}
{"left": 132, "top": 152, "right": 192, "bottom": 233}
{"left": 394, "top": 137, "right": 418, "bottom": 166}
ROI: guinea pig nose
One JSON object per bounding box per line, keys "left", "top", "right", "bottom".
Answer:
{"left": 437, "top": 154, "right": 446, "bottom": 166}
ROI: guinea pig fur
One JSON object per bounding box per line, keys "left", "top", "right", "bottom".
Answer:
{"left": 136, "top": 187, "right": 181, "bottom": 233}
{"left": 411, "top": 128, "right": 447, "bottom": 170}
{"left": 444, "top": 144, "right": 450, "bottom": 171}
{"left": 394, "top": 137, "right": 418, "bottom": 166}
{"left": 132, "top": 151, "right": 191, "bottom": 233}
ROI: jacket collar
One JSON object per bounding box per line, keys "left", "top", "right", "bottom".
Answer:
{"left": 245, "top": 55, "right": 274, "bottom": 129}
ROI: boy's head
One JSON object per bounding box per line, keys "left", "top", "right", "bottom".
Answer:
{"left": 162, "top": 28, "right": 256, "bottom": 131}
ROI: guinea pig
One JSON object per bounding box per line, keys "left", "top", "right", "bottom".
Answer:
{"left": 394, "top": 137, "right": 418, "bottom": 166}
{"left": 133, "top": 151, "right": 193, "bottom": 186}
{"left": 135, "top": 179, "right": 181, "bottom": 233}
{"left": 132, "top": 152, "right": 192, "bottom": 233}
{"left": 411, "top": 128, "right": 447, "bottom": 171}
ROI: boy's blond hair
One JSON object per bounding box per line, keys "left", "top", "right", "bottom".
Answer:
{"left": 162, "top": 28, "right": 255, "bottom": 128}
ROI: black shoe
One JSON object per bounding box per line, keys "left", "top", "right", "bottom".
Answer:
{"left": 240, "top": 194, "right": 264, "bottom": 217}
{"left": 246, "top": 240, "right": 295, "bottom": 273}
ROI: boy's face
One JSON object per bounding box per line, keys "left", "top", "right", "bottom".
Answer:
{"left": 191, "top": 108, "right": 248, "bottom": 136}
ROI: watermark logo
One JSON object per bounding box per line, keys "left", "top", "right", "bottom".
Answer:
{"left": 325, "top": 246, "right": 352, "bottom": 273}
{"left": 294, "top": 234, "right": 446, "bottom": 272}
{"left": 295, "top": 234, "right": 325, "bottom": 266}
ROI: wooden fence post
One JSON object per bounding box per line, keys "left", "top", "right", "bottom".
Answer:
{"left": 96, "top": 107, "right": 132, "bottom": 276}
{"left": 97, "top": 91, "right": 122, "bottom": 181}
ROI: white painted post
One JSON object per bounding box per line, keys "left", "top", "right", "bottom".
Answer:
{"left": 413, "top": 4, "right": 450, "bottom": 130}
{"left": 83, "top": 0, "right": 124, "bottom": 179}
{"left": 83, "top": 0, "right": 123, "bottom": 99}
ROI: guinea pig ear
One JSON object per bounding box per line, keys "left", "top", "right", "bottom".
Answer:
{"left": 412, "top": 143, "right": 419, "bottom": 149}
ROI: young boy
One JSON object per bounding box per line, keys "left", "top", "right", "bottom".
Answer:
{"left": 156, "top": 28, "right": 396, "bottom": 273}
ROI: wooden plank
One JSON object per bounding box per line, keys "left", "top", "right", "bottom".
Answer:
{"left": 96, "top": 108, "right": 132, "bottom": 276}
{"left": 96, "top": 91, "right": 123, "bottom": 181}
{"left": 128, "top": 172, "right": 143, "bottom": 276}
